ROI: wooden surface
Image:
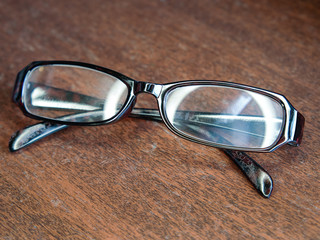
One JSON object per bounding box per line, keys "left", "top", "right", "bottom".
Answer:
{"left": 1, "top": 0, "right": 319, "bottom": 239}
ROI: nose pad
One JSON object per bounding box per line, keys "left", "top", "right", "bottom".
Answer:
{"left": 120, "top": 96, "right": 137, "bottom": 119}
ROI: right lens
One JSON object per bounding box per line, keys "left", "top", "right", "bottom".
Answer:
{"left": 23, "top": 64, "right": 129, "bottom": 123}
{"left": 164, "top": 85, "right": 284, "bottom": 150}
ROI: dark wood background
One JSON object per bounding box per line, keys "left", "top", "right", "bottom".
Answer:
{"left": 1, "top": 0, "right": 319, "bottom": 239}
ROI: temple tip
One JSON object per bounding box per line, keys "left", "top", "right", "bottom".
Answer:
{"left": 259, "top": 171, "right": 273, "bottom": 198}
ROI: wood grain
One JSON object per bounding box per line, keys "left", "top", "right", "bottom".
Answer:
{"left": 0, "top": 0, "right": 319, "bottom": 239}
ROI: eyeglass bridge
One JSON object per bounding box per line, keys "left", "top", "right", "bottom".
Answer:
{"left": 135, "top": 81, "right": 162, "bottom": 98}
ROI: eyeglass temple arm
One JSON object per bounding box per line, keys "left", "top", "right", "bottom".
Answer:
{"left": 120, "top": 109, "right": 274, "bottom": 197}
{"left": 9, "top": 107, "right": 273, "bottom": 198}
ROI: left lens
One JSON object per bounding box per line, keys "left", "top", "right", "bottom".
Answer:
{"left": 164, "top": 84, "right": 284, "bottom": 150}
{"left": 23, "top": 65, "right": 129, "bottom": 123}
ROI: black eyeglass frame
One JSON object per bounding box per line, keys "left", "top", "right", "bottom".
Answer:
{"left": 12, "top": 60, "right": 304, "bottom": 152}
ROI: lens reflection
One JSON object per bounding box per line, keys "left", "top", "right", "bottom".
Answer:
{"left": 164, "top": 85, "right": 284, "bottom": 149}
{"left": 23, "top": 65, "right": 129, "bottom": 123}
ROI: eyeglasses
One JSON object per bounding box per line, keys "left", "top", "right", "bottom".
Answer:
{"left": 10, "top": 61, "right": 305, "bottom": 197}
